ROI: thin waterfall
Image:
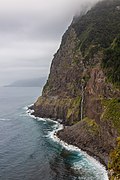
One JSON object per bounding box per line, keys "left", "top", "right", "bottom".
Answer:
{"left": 81, "top": 80, "right": 84, "bottom": 121}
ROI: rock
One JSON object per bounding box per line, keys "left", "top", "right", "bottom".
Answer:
{"left": 32, "top": 0, "right": 120, "bottom": 178}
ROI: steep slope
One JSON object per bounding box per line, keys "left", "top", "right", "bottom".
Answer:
{"left": 33, "top": 0, "right": 120, "bottom": 179}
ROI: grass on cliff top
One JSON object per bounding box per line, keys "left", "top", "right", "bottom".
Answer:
{"left": 102, "top": 98, "right": 120, "bottom": 134}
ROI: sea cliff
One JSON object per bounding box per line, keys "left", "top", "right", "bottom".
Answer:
{"left": 33, "top": 0, "right": 120, "bottom": 179}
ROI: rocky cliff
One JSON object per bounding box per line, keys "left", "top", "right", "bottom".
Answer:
{"left": 33, "top": 0, "right": 120, "bottom": 179}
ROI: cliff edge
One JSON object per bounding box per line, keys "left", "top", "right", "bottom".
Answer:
{"left": 33, "top": 0, "right": 120, "bottom": 179}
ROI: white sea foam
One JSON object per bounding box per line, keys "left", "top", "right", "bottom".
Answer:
{"left": 19, "top": 114, "right": 28, "bottom": 117}
{"left": 26, "top": 105, "right": 109, "bottom": 180}
{"left": 0, "top": 118, "right": 11, "bottom": 121}
{"left": 27, "top": 104, "right": 34, "bottom": 108}
{"left": 23, "top": 104, "right": 34, "bottom": 110}
{"left": 23, "top": 106, "right": 28, "bottom": 110}
{"left": 50, "top": 126, "right": 108, "bottom": 180}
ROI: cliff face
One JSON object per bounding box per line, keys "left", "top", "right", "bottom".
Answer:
{"left": 33, "top": 0, "right": 120, "bottom": 179}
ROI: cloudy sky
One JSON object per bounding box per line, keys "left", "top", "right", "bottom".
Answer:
{"left": 0, "top": 0, "right": 100, "bottom": 86}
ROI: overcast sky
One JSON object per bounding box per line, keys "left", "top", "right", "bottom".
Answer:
{"left": 0, "top": 0, "right": 100, "bottom": 86}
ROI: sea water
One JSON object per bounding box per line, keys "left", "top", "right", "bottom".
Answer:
{"left": 0, "top": 87, "right": 108, "bottom": 180}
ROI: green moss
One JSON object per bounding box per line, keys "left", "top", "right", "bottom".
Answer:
{"left": 66, "top": 96, "right": 81, "bottom": 123}
{"left": 67, "top": 109, "right": 73, "bottom": 119}
{"left": 83, "top": 118, "right": 100, "bottom": 135}
{"left": 102, "top": 98, "right": 120, "bottom": 134}
{"left": 109, "top": 137, "right": 120, "bottom": 179}
{"left": 36, "top": 96, "right": 81, "bottom": 125}
{"left": 73, "top": 96, "right": 81, "bottom": 106}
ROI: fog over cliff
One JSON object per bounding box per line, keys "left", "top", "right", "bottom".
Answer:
{"left": 0, "top": 0, "right": 101, "bottom": 86}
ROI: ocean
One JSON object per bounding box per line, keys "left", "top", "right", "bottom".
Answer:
{"left": 0, "top": 87, "right": 108, "bottom": 180}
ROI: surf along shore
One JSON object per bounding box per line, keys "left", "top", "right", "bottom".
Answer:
{"left": 27, "top": 105, "right": 109, "bottom": 180}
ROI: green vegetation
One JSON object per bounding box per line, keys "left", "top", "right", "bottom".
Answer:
{"left": 102, "top": 35, "right": 120, "bottom": 87}
{"left": 72, "top": 0, "right": 120, "bottom": 59}
{"left": 35, "top": 1, "right": 120, "bottom": 179}
{"left": 109, "top": 137, "right": 120, "bottom": 180}
{"left": 35, "top": 96, "right": 81, "bottom": 125}
{"left": 66, "top": 96, "right": 81, "bottom": 124}
{"left": 82, "top": 118, "right": 100, "bottom": 135}
{"left": 102, "top": 98, "right": 120, "bottom": 134}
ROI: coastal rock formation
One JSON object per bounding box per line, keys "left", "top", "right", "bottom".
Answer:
{"left": 33, "top": 0, "right": 120, "bottom": 179}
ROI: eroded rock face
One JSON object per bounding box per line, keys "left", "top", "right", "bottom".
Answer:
{"left": 57, "top": 63, "right": 119, "bottom": 167}
{"left": 57, "top": 118, "right": 118, "bottom": 167}
{"left": 33, "top": 96, "right": 81, "bottom": 125}
{"left": 33, "top": 0, "right": 120, "bottom": 178}
{"left": 33, "top": 28, "right": 85, "bottom": 125}
{"left": 42, "top": 28, "right": 84, "bottom": 98}
{"left": 84, "top": 65, "right": 119, "bottom": 121}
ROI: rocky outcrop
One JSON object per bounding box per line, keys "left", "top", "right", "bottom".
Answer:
{"left": 33, "top": 0, "right": 120, "bottom": 179}
{"left": 58, "top": 65, "right": 119, "bottom": 165}
{"left": 33, "top": 27, "right": 83, "bottom": 125}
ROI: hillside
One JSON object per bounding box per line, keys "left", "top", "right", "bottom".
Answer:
{"left": 32, "top": 0, "right": 120, "bottom": 179}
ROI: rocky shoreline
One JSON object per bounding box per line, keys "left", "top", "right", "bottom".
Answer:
{"left": 57, "top": 127, "right": 108, "bottom": 169}
{"left": 31, "top": 96, "right": 120, "bottom": 180}
{"left": 32, "top": 1, "right": 120, "bottom": 179}
{"left": 30, "top": 106, "right": 107, "bottom": 166}
{"left": 30, "top": 105, "right": 107, "bottom": 168}
{"left": 29, "top": 105, "right": 109, "bottom": 179}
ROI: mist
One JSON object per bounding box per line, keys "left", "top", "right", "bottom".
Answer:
{"left": 0, "top": 0, "right": 101, "bottom": 86}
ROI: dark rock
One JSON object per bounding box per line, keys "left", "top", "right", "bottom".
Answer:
{"left": 32, "top": 0, "right": 120, "bottom": 179}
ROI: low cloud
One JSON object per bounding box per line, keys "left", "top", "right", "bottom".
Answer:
{"left": 0, "top": 0, "right": 101, "bottom": 86}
